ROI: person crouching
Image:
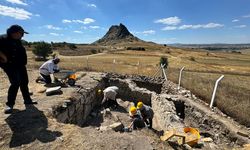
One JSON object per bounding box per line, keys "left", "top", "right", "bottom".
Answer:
{"left": 127, "top": 106, "right": 145, "bottom": 130}
{"left": 38, "top": 58, "right": 60, "bottom": 84}
{"left": 137, "top": 102, "right": 154, "bottom": 129}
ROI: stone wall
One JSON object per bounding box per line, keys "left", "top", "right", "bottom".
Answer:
{"left": 108, "top": 78, "right": 152, "bottom": 106}
{"left": 52, "top": 73, "right": 105, "bottom": 126}
{"left": 151, "top": 94, "right": 184, "bottom": 130}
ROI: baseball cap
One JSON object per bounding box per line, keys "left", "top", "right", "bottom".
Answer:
{"left": 7, "top": 25, "right": 29, "bottom": 34}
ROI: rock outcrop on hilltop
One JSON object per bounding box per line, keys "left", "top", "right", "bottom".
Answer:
{"left": 93, "top": 23, "right": 141, "bottom": 45}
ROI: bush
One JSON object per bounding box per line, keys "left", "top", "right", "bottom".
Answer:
{"left": 126, "top": 47, "right": 145, "bottom": 51}
{"left": 160, "top": 56, "right": 168, "bottom": 68}
{"left": 68, "top": 44, "right": 77, "bottom": 50}
{"left": 190, "top": 56, "right": 195, "bottom": 61}
{"left": 32, "top": 42, "right": 52, "bottom": 60}
{"left": 91, "top": 49, "right": 97, "bottom": 54}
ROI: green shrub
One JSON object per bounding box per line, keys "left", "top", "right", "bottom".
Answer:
{"left": 160, "top": 56, "right": 168, "bottom": 68}
{"left": 32, "top": 42, "right": 52, "bottom": 60}
{"left": 91, "top": 49, "right": 97, "bottom": 54}
{"left": 190, "top": 56, "right": 195, "bottom": 61}
{"left": 68, "top": 44, "right": 77, "bottom": 50}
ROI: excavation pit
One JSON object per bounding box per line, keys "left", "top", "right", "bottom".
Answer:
{"left": 50, "top": 73, "right": 250, "bottom": 149}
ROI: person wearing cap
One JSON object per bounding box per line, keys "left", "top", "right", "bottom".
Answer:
{"left": 0, "top": 25, "right": 37, "bottom": 114}
{"left": 137, "top": 102, "right": 154, "bottom": 129}
{"left": 127, "top": 106, "right": 145, "bottom": 130}
{"left": 38, "top": 58, "right": 60, "bottom": 84}
{"left": 101, "top": 86, "right": 119, "bottom": 109}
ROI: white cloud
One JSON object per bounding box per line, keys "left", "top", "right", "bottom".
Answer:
{"left": 74, "top": 30, "right": 83, "bottom": 33}
{"left": 162, "top": 26, "right": 177, "bottom": 30}
{"left": 235, "top": 25, "right": 247, "bottom": 28}
{"left": 89, "top": 26, "right": 100, "bottom": 29}
{"left": 242, "top": 14, "right": 250, "bottom": 18}
{"left": 83, "top": 18, "right": 95, "bottom": 24}
{"left": 34, "top": 14, "right": 40, "bottom": 17}
{"left": 45, "top": 25, "right": 62, "bottom": 30}
{"left": 203, "top": 23, "right": 224, "bottom": 28}
{"left": 142, "top": 30, "right": 155, "bottom": 34}
{"left": 87, "top": 4, "right": 97, "bottom": 8}
{"left": 178, "top": 23, "right": 224, "bottom": 30}
{"left": 72, "top": 20, "right": 84, "bottom": 23}
{"left": 6, "top": 0, "right": 27, "bottom": 6}
{"left": 62, "top": 19, "right": 72, "bottom": 23}
{"left": 154, "top": 16, "right": 181, "bottom": 25}
{"left": 50, "top": 33, "right": 63, "bottom": 36}
{"left": 62, "top": 18, "right": 95, "bottom": 24}
{"left": 232, "top": 19, "right": 239, "bottom": 22}
{"left": 0, "top": 4, "right": 32, "bottom": 20}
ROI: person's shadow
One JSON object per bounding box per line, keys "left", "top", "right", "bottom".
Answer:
{"left": 5, "top": 105, "right": 62, "bottom": 148}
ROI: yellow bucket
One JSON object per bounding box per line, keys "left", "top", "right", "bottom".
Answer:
{"left": 183, "top": 127, "right": 200, "bottom": 146}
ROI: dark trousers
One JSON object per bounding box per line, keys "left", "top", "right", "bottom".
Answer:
{"left": 2, "top": 65, "right": 31, "bottom": 107}
{"left": 103, "top": 99, "right": 118, "bottom": 109}
{"left": 40, "top": 73, "right": 51, "bottom": 84}
{"left": 133, "top": 118, "right": 145, "bottom": 130}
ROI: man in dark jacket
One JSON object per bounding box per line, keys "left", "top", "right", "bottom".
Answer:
{"left": 0, "top": 25, "right": 37, "bottom": 114}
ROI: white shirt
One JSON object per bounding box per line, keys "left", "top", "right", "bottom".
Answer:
{"left": 39, "top": 60, "right": 59, "bottom": 75}
{"left": 102, "top": 86, "right": 119, "bottom": 103}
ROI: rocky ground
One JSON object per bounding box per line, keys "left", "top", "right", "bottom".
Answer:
{"left": 0, "top": 70, "right": 249, "bottom": 150}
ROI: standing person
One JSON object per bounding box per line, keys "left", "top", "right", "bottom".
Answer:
{"left": 100, "top": 86, "right": 119, "bottom": 109}
{"left": 137, "top": 102, "right": 154, "bottom": 129}
{"left": 0, "top": 25, "right": 37, "bottom": 114}
{"left": 37, "top": 58, "right": 60, "bottom": 84}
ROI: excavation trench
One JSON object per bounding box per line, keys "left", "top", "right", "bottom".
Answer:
{"left": 51, "top": 74, "right": 249, "bottom": 149}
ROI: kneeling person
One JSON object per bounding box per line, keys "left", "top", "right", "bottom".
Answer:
{"left": 39, "top": 58, "right": 60, "bottom": 84}
{"left": 128, "top": 106, "right": 145, "bottom": 130}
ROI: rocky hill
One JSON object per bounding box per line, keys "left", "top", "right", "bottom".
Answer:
{"left": 93, "top": 23, "right": 142, "bottom": 45}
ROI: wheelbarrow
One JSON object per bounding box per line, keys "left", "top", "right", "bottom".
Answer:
{"left": 36, "top": 70, "right": 76, "bottom": 86}
{"left": 54, "top": 70, "right": 76, "bottom": 86}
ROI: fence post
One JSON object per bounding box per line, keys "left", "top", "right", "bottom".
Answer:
{"left": 161, "top": 64, "right": 167, "bottom": 81}
{"left": 86, "top": 56, "right": 89, "bottom": 71}
{"left": 210, "top": 75, "right": 224, "bottom": 108}
{"left": 137, "top": 61, "right": 140, "bottom": 75}
{"left": 178, "top": 67, "right": 185, "bottom": 90}
{"left": 113, "top": 59, "right": 116, "bottom": 72}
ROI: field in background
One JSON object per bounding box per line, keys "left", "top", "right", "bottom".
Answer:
{"left": 26, "top": 46, "right": 250, "bottom": 126}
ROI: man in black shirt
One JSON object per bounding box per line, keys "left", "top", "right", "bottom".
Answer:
{"left": 0, "top": 25, "right": 37, "bottom": 114}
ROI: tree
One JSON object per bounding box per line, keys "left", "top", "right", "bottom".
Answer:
{"left": 32, "top": 42, "right": 52, "bottom": 60}
{"left": 159, "top": 56, "right": 168, "bottom": 68}
{"left": 68, "top": 43, "right": 77, "bottom": 50}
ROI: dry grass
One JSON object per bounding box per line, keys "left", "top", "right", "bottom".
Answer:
{"left": 23, "top": 47, "right": 250, "bottom": 127}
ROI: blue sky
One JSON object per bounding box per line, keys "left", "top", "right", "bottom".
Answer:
{"left": 0, "top": 0, "right": 250, "bottom": 44}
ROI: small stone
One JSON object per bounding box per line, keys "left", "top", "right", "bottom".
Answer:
{"left": 58, "top": 137, "right": 64, "bottom": 142}
{"left": 46, "top": 86, "right": 62, "bottom": 96}
{"left": 109, "top": 122, "right": 124, "bottom": 132}
{"left": 183, "top": 144, "right": 192, "bottom": 150}
{"left": 201, "top": 137, "right": 213, "bottom": 142}
{"left": 99, "top": 126, "right": 108, "bottom": 131}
